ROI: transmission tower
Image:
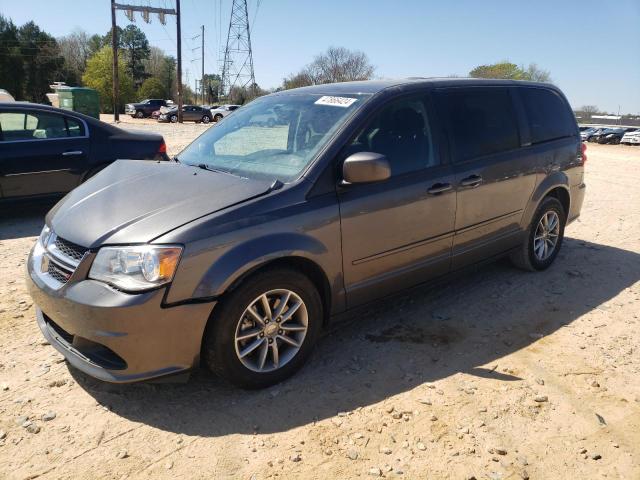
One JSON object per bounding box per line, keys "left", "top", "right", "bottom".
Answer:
{"left": 220, "top": 0, "right": 256, "bottom": 99}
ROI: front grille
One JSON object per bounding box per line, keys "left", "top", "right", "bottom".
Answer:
{"left": 54, "top": 237, "right": 88, "bottom": 262}
{"left": 48, "top": 261, "right": 73, "bottom": 284}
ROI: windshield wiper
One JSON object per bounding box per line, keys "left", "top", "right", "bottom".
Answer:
{"left": 197, "top": 163, "right": 229, "bottom": 175}
{"left": 172, "top": 156, "right": 180, "bottom": 163}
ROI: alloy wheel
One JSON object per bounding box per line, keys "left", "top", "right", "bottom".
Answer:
{"left": 234, "top": 289, "right": 308, "bottom": 373}
{"left": 533, "top": 210, "right": 560, "bottom": 261}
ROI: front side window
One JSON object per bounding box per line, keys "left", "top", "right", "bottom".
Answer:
{"left": 520, "top": 88, "right": 575, "bottom": 144}
{"left": 0, "top": 111, "right": 69, "bottom": 141}
{"left": 346, "top": 96, "right": 436, "bottom": 176}
{"left": 435, "top": 88, "right": 520, "bottom": 162}
{"left": 178, "top": 93, "right": 368, "bottom": 182}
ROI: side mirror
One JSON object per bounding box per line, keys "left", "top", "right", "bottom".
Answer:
{"left": 342, "top": 152, "right": 391, "bottom": 184}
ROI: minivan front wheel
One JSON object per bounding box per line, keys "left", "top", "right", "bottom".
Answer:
{"left": 202, "top": 268, "right": 322, "bottom": 388}
{"left": 510, "top": 196, "right": 566, "bottom": 271}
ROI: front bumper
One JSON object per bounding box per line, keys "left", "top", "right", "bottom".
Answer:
{"left": 26, "top": 244, "right": 215, "bottom": 383}
{"left": 125, "top": 106, "right": 136, "bottom": 114}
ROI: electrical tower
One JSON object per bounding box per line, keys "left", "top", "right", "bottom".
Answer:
{"left": 220, "top": 0, "right": 256, "bottom": 99}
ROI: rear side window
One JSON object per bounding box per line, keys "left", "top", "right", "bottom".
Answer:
{"left": 520, "top": 88, "right": 575, "bottom": 144}
{"left": 435, "top": 88, "right": 519, "bottom": 162}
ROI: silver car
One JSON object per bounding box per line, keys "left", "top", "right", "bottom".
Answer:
{"left": 210, "top": 104, "right": 241, "bottom": 122}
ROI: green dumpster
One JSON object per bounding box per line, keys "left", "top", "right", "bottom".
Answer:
{"left": 57, "top": 87, "right": 100, "bottom": 119}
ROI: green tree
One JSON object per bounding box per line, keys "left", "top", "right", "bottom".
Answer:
{"left": 120, "top": 25, "right": 150, "bottom": 88}
{"left": 0, "top": 15, "right": 23, "bottom": 99}
{"left": 143, "top": 47, "right": 175, "bottom": 100}
{"left": 17, "top": 21, "right": 65, "bottom": 102}
{"left": 137, "top": 77, "right": 167, "bottom": 100}
{"left": 469, "top": 61, "right": 551, "bottom": 82}
{"left": 82, "top": 46, "right": 135, "bottom": 113}
{"left": 202, "top": 73, "right": 221, "bottom": 103}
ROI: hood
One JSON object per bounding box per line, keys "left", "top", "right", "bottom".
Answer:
{"left": 47, "top": 160, "right": 272, "bottom": 248}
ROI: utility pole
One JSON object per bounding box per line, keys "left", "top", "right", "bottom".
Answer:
{"left": 111, "top": 2, "right": 179, "bottom": 120}
{"left": 110, "top": 0, "right": 119, "bottom": 122}
{"left": 176, "top": 0, "right": 183, "bottom": 122}
{"left": 201, "top": 25, "right": 205, "bottom": 105}
{"left": 221, "top": 0, "right": 256, "bottom": 99}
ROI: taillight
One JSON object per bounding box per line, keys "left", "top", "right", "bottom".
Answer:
{"left": 158, "top": 141, "right": 167, "bottom": 154}
{"left": 580, "top": 142, "right": 587, "bottom": 164}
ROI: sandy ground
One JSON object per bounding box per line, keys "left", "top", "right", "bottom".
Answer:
{"left": 0, "top": 127, "right": 639, "bottom": 480}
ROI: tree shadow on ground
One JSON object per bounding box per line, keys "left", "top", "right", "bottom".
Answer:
{"left": 71, "top": 237, "right": 639, "bottom": 437}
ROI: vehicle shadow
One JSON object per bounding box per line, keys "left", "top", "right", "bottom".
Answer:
{"left": 71, "top": 237, "right": 640, "bottom": 437}
{"left": 0, "top": 200, "right": 56, "bottom": 240}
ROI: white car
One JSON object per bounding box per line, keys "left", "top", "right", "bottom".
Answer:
{"left": 210, "top": 104, "right": 241, "bottom": 122}
{"left": 620, "top": 129, "right": 640, "bottom": 145}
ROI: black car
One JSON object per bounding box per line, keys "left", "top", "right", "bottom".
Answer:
{"left": 0, "top": 103, "right": 168, "bottom": 202}
{"left": 158, "top": 105, "right": 213, "bottom": 123}
{"left": 597, "top": 127, "right": 636, "bottom": 145}
{"left": 125, "top": 99, "right": 169, "bottom": 118}
{"left": 26, "top": 79, "right": 585, "bottom": 388}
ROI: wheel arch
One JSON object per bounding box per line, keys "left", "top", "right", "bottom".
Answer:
{"left": 521, "top": 173, "right": 571, "bottom": 229}
{"left": 188, "top": 233, "right": 335, "bottom": 327}
{"left": 225, "top": 256, "right": 332, "bottom": 327}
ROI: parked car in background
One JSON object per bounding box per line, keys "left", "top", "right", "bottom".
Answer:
{"left": 125, "top": 99, "right": 169, "bottom": 118}
{"left": 580, "top": 127, "right": 599, "bottom": 141}
{"left": 621, "top": 129, "right": 640, "bottom": 145}
{"left": 158, "top": 105, "right": 213, "bottom": 123}
{"left": 210, "top": 104, "right": 241, "bottom": 122}
{"left": 0, "top": 103, "right": 168, "bottom": 202}
{"left": 587, "top": 127, "right": 609, "bottom": 142}
{"left": 597, "top": 127, "right": 637, "bottom": 145}
{"left": 25, "top": 78, "right": 585, "bottom": 388}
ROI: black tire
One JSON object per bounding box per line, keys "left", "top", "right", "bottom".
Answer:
{"left": 202, "top": 267, "right": 323, "bottom": 389}
{"left": 611, "top": 137, "right": 621, "bottom": 145}
{"left": 135, "top": 110, "right": 144, "bottom": 119}
{"left": 202, "top": 115, "right": 211, "bottom": 124}
{"left": 510, "top": 196, "right": 566, "bottom": 272}
{"left": 170, "top": 115, "right": 178, "bottom": 123}
{"left": 214, "top": 114, "right": 223, "bottom": 122}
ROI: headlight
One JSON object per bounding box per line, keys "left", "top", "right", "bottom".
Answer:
{"left": 39, "top": 225, "right": 52, "bottom": 247}
{"left": 89, "top": 245, "right": 182, "bottom": 291}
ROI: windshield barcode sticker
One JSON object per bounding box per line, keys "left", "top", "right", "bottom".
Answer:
{"left": 315, "top": 96, "right": 358, "bottom": 107}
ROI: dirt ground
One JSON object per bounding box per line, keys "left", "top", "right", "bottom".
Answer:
{"left": 0, "top": 122, "right": 639, "bottom": 480}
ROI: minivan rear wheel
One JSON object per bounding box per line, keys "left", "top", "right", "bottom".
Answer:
{"left": 510, "top": 196, "right": 566, "bottom": 271}
{"left": 202, "top": 268, "right": 322, "bottom": 389}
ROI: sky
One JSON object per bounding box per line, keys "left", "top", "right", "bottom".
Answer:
{"left": 1, "top": 0, "right": 639, "bottom": 113}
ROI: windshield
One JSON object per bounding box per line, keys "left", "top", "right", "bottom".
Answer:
{"left": 178, "top": 93, "right": 368, "bottom": 182}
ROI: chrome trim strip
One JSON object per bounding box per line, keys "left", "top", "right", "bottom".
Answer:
{"left": 5, "top": 168, "right": 72, "bottom": 177}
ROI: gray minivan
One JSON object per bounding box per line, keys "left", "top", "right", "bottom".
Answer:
{"left": 26, "top": 78, "right": 586, "bottom": 388}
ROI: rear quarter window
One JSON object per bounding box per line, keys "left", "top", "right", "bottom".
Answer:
{"left": 434, "top": 87, "right": 520, "bottom": 163}
{"left": 520, "top": 88, "right": 575, "bottom": 144}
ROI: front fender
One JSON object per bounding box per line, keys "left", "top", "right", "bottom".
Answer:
{"left": 192, "top": 232, "right": 328, "bottom": 299}
{"left": 521, "top": 171, "right": 570, "bottom": 229}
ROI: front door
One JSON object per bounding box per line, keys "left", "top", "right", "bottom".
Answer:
{"left": 0, "top": 109, "right": 89, "bottom": 199}
{"left": 338, "top": 95, "right": 456, "bottom": 308}
{"left": 433, "top": 87, "right": 537, "bottom": 269}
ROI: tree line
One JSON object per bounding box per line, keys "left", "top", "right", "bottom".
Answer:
{"left": 13, "top": 14, "right": 620, "bottom": 117}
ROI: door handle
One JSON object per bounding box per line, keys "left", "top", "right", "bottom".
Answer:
{"left": 427, "top": 182, "right": 453, "bottom": 195}
{"left": 62, "top": 151, "right": 83, "bottom": 156}
{"left": 460, "top": 174, "right": 483, "bottom": 187}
